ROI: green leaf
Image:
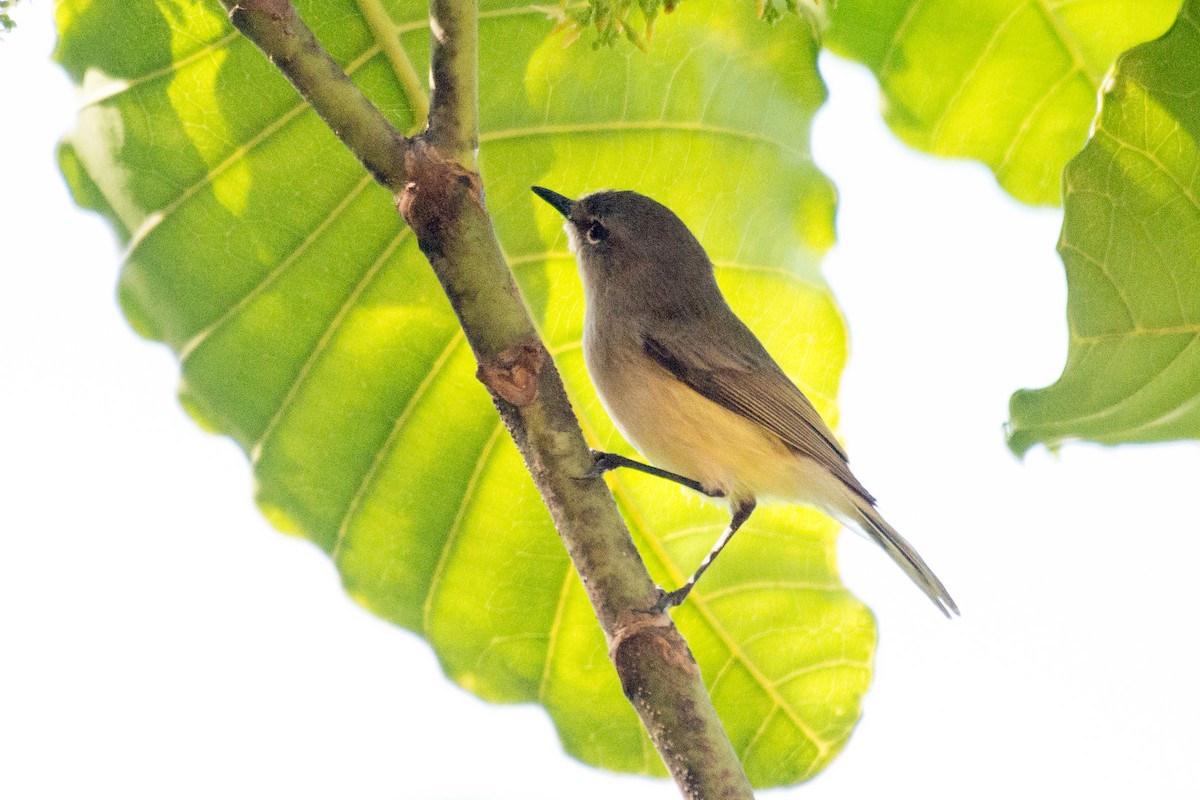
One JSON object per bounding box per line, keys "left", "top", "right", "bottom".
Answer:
{"left": 1007, "top": 0, "right": 1200, "bottom": 455}
{"left": 56, "top": 0, "right": 873, "bottom": 785}
{"left": 825, "top": 0, "right": 1182, "bottom": 206}
{"left": 1, "top": 0, "right": 19, "bottom": 34}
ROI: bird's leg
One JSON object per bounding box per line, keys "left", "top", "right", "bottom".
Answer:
{"left": 651, "top": 498, "right": 757, "bottom": 613}
{"left": 581, "top": 450, "right": 725, "bottom": 499}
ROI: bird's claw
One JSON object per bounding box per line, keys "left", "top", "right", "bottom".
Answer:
{"left": 574, "top": 449, "right": 618, "bottom": 481}
{"left": 644, "top": 585, "right": 691, "bottom": 614}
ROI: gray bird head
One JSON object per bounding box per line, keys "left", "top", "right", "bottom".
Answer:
{"left": 531, "top": 186, "right": 718, "bottom": 315}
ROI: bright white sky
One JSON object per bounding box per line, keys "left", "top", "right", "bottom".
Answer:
{"left": 3, "top": 6, "right": 1198, "bottom": 799}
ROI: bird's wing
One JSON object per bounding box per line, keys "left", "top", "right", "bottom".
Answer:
{"left": 642, "top": 325, "right": 874, "bottom": 504}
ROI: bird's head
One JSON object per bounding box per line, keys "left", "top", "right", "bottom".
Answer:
{"left": 531, "top": 186, "right": 714, "bottom": 308}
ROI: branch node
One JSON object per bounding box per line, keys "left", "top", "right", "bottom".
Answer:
{"left": 229, "top": 0, "right": 290, "bottom": 24}
{"left": 608, "top": 603, "right": 667, "bottom": 644}
{"left": 396, "top": 138, "right": 483, "bottom": 249}
{"left": 477, "top": 340, "right": 545, "bottom": 406}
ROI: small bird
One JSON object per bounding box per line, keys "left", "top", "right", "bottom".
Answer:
{"left": 532, "top": 186, "right": 958, "bottom": 617}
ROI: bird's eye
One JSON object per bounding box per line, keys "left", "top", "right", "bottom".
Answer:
{"left": 584, "top": 220, "right": 608, "bottom": 244}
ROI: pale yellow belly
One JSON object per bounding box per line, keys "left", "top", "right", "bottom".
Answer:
{"left": 587, "top": 342, "right": 848, "bottom": 512}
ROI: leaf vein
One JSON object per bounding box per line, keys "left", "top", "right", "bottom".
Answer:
{"left": 536, "top": 561, "right": 576, "bottom": 703}
{"left": 772, "top": 658, "right": 871, "bottom": 690}
{"left": 479, "top": 121, "right": 808, "bottom": 159}
{"left": 928, "top": 0, "right": 1035, "bottom": 149}
{"left": 422, "top": 423, "right": 507, "bottom": 636}
{"left": 250, "top": 228, "right": 409, "bottom": 461}
{"left": 77, "top": 31, "right": 241, "bottom": 109}
{"left": 879, "top": 0, "right": 930, "bottom": 76}
{"left": 1053, "top": 334, "right": 1200, "bottom": 430}
{"left": 996, "top": 65, "right": 1087, "bottom": 180}
{"left": 331, "top": 330, "right": 466, "bottom": 560}
{"left": 180, "top": 173, "right": 376, "bottom": 360}
{"left": 702, "top": 580, "right": 844, "bottom": 601}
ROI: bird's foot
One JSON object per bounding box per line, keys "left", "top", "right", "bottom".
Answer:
{"left": 579, "top": 449, "right": 622, "bottom": 480}
{"left": 645, "top": 585, "right": 693, "bottom": 614}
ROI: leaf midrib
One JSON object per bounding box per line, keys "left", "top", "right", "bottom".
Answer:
{"left": 1026, "top": 333, "right": 1200, "bottom": 433}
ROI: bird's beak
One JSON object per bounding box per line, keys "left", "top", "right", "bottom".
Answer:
{"left": 531, "top": 186, "right": 575, "bottom": 218}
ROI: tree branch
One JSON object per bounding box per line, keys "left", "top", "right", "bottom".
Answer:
{"left": 426, "top": 0, "right": 479, "bottom": 168}
{"left": 220, "top": 1, "right": 754, "bottom": 796}
{"left": 226, "top": 0, "right": 409, "bottom": 193}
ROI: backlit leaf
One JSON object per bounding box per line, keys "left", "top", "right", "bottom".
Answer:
{"left": 55, "top": 0, "right": 874, "bottom": 785}
{"left": 1008, "top": 0, "right": 1200, "bottom": 454}
{"left": 825, "top": 0, "right": 1182, "bottom": 205}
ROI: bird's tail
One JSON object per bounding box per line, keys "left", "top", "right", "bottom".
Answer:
{"left": 848, "top": 497, "right": 959, "bottom": 617}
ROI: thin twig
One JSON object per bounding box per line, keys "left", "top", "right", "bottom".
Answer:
{"left": 427, "top": 0, "right": 479, "bottom": 167}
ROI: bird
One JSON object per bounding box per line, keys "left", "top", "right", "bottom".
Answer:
{"left": 531, "top": 185, "right": 958, "bottom": 617}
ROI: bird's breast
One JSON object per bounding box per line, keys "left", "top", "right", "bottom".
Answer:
{"left": 582, "top": 323, "right": 813, "bottom": 503}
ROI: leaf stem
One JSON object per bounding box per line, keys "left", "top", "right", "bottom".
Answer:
{"left": 355, "top": 0, "right": 431, "bottom": 133}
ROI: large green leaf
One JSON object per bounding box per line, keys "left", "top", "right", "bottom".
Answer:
{"left": 55, "top": 0, "right": 874, "bottom": 785}
{"left": 1007, "top": 0, "right": 1200, "bottom": 454}
{"left": 825, "top": 0, "right": 1182, "bottom": 206}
